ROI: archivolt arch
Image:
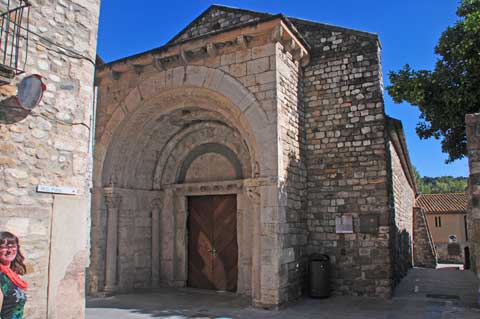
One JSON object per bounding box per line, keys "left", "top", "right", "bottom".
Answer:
{"left": 154, "top": 122, "right": 252, "bottom": 186}
{"left": 96, "top": 65, "right": 275, "bottom": 190}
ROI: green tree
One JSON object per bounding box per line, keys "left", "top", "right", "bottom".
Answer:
{"left": 413, "top": 166, "right": 468, "bottom": 194}
{"left": 387, "top": 0, "right": 480, "bottom": 163}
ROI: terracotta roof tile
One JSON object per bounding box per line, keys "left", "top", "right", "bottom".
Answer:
{"left": 416, "top": 193, "right": 467, "bottom": 214}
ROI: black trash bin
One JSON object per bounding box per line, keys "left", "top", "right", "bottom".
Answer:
{"left": 309, "top": 254, "right": 330, "bottom": 298}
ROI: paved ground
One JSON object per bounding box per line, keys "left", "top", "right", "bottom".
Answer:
{"left": 87, "top": 268, "right": 480, "bottom": 319}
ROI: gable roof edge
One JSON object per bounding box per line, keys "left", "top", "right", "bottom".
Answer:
{"left": 97, "top": 14, "right": 310, "bottom": 72}
{"left": 167, "top": 4, "right": 273, "bottom": 45}
{"left": 288, "top": 17, "right": 381, "bottom": 48}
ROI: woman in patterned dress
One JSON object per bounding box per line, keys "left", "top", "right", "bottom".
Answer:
{"left": 0, "top": 232, "right": 27, "bottom": 319}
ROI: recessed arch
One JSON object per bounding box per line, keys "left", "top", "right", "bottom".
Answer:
{"left": 154, "top": 120, "right": 252, "bottom": 187}
{"left": 177, "top": 143, "right": 244, "bottom": 183}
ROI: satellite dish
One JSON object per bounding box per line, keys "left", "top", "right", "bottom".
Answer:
{"left": 16, "top": 74, "right": 46, "bottom": 110}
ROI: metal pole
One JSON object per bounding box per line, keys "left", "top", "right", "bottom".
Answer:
{"left": 3, "top": 0, "right": 11, "bottom": 65}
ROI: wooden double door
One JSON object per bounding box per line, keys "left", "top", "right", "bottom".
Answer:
{"left": 187, "top": 195, "right": 238, "bottom": 292}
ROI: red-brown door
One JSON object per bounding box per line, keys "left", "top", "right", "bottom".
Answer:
{"left": 187, "top": 195, "right": 238, "bottom": 292}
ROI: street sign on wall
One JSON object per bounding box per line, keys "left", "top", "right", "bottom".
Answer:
{"left": 36, "top": 184, "right": 78, "bottom": 195}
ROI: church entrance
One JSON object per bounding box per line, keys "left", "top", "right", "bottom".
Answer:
{"left": 187, "top": 195, "right": 238, "bottom": 292}
{"left": 91, "top": 65, "right": 277, "bottom": 306}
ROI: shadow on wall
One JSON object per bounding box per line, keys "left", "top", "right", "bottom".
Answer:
{"left": 0, "top": 97, "right": 30, "bottom": 124}
{"left": 284, "top": 150, "right": 309, "bottom": 302}
{"left": 281, "top": 57, "right": 309, "bottom": 302}
{"left": 393, "top": 228, "right": 412, "bottom": 285}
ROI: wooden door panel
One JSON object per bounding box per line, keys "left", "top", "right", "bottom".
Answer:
{"left": 213, "top": 235, "right": 237, "bottom": 291}
{"left": 187, "top": 197, "right": 214, "bottom": 290}
{"left": 188, "top": 195, "right": 237, "bottom": 292}
{"left": 213, "top": 195, "right": 237, "bottom": 292}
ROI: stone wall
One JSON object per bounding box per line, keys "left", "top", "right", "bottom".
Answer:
{"left": 435, "top": 243, "right": 467, "bottom": 264}
{"left": 276, "top": 42, "right": 308, "bottom": 302}
{"left": 297, "top": 20, "right": 393, "bottom": 297}
{"left": 0, "top": 0, "right": 100, "bottom": 318}
{"left": 465, "top": 113, "right": 480, "bottom": 278}
{"left": 387, "top": 120, "right": 415, "bottom": 283}
{"left": 413, "top": 207, "right": 437, "bottom": 268}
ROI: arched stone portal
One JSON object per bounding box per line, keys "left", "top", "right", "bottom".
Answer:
{"left": 90, "top": 65, "right": 281, "bottom": 306}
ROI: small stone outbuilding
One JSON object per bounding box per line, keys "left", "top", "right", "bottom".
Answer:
{"left": 416, "top": 193, "right": 468, "bottom": 265}
{"left": 90, "top": 5, "right": 417, "bottom": 307}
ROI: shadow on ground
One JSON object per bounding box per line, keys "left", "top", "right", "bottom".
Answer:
{"left": 87, "top": 268, "right": 480, "bottom": 319}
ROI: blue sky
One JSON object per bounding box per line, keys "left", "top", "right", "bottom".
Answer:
{"left": 97, "top": 0, "right": 469, "bottom": 177}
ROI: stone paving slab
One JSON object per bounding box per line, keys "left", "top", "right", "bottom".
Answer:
{"left": 87, "top": 268, "right": 480, "bottom": 319}
{"left": 394, "top": 267, "right": 479, "bottom": 307}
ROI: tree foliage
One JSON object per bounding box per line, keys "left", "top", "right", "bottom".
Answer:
{"left": 387, "top": 0, "right": 480, "bottom": 162}
{"left": 413, "top": 167, "right": 468, "bottom": 194}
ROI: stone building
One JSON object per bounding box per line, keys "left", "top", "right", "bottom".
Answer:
{"left": 466, "top": 113, "right": 480, "bottom": 281}
{"left": 416, "top": 193, "right": 468, "bottom": 265}
{"left": 90, "top": 5, "right": 416, "bottom": 307}
{"left": 0, "top": 0, "right": 100, "bottom": 318}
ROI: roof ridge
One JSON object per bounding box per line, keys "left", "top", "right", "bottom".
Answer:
{"left": 210, "top": 4, "right": 275, "bottom": 17}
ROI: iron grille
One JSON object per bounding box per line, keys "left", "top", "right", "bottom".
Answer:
{"left": 0, "top": 0, "right": 30, "bottom": 78}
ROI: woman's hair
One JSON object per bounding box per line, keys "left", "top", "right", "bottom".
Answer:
{"left": 0, "top": 232, "right": 26, "bottom": 275}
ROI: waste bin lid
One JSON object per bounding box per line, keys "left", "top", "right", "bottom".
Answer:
{"left": 310, "top": 254, "right": 329, "bottom": 261}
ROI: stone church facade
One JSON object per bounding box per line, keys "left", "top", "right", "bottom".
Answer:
{"left": 90, "top": 5, "right": 416, "bottom": 307}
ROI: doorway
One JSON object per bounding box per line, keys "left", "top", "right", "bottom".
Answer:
{"left": 187, "top": 195, "right": 238, "bottom": 292}
{"left": 464, "top": 246, "right": 470, "bottom": 269}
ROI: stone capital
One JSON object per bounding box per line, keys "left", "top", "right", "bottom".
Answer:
{"left": 151, "top": 198, "right": 163, "bottom": 210}
{"left": 245, "top": 185, "right": 261, "bottom": 204}
{"left": 103, "top": 188, "right": 122, "bottom": 209}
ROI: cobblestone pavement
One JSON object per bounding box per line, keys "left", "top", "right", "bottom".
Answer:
{"left": 87, "top": 268, "right": 480, "bottom": 319}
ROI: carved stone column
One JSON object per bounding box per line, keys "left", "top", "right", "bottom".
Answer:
{"left": 160, "top": 188, "right": 175, "bottom": 285}
{"left": 245, "top": 184, "right": 261, "bottom": 305}
{"left": 151, "top": 198, "right": 162, "bottom": 288}
{"left": 103, "top": 188, "right": 121, "bottom": 294}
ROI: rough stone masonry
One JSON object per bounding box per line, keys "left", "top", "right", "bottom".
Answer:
{"left": 0, "top": 0, "right": 100, "bottom": 318}
{"left": 466, "top": 113, "right": 480, "bottom": 283}
{"left": 91, "top": 5, "right": 417, "bottom": 308}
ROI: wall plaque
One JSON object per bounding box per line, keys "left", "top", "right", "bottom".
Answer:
{"left": 336, "top": 214, "right": 353, "bottom": 233}
{"left": 360, "top": 214, "right": 379, "bottom": 233}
